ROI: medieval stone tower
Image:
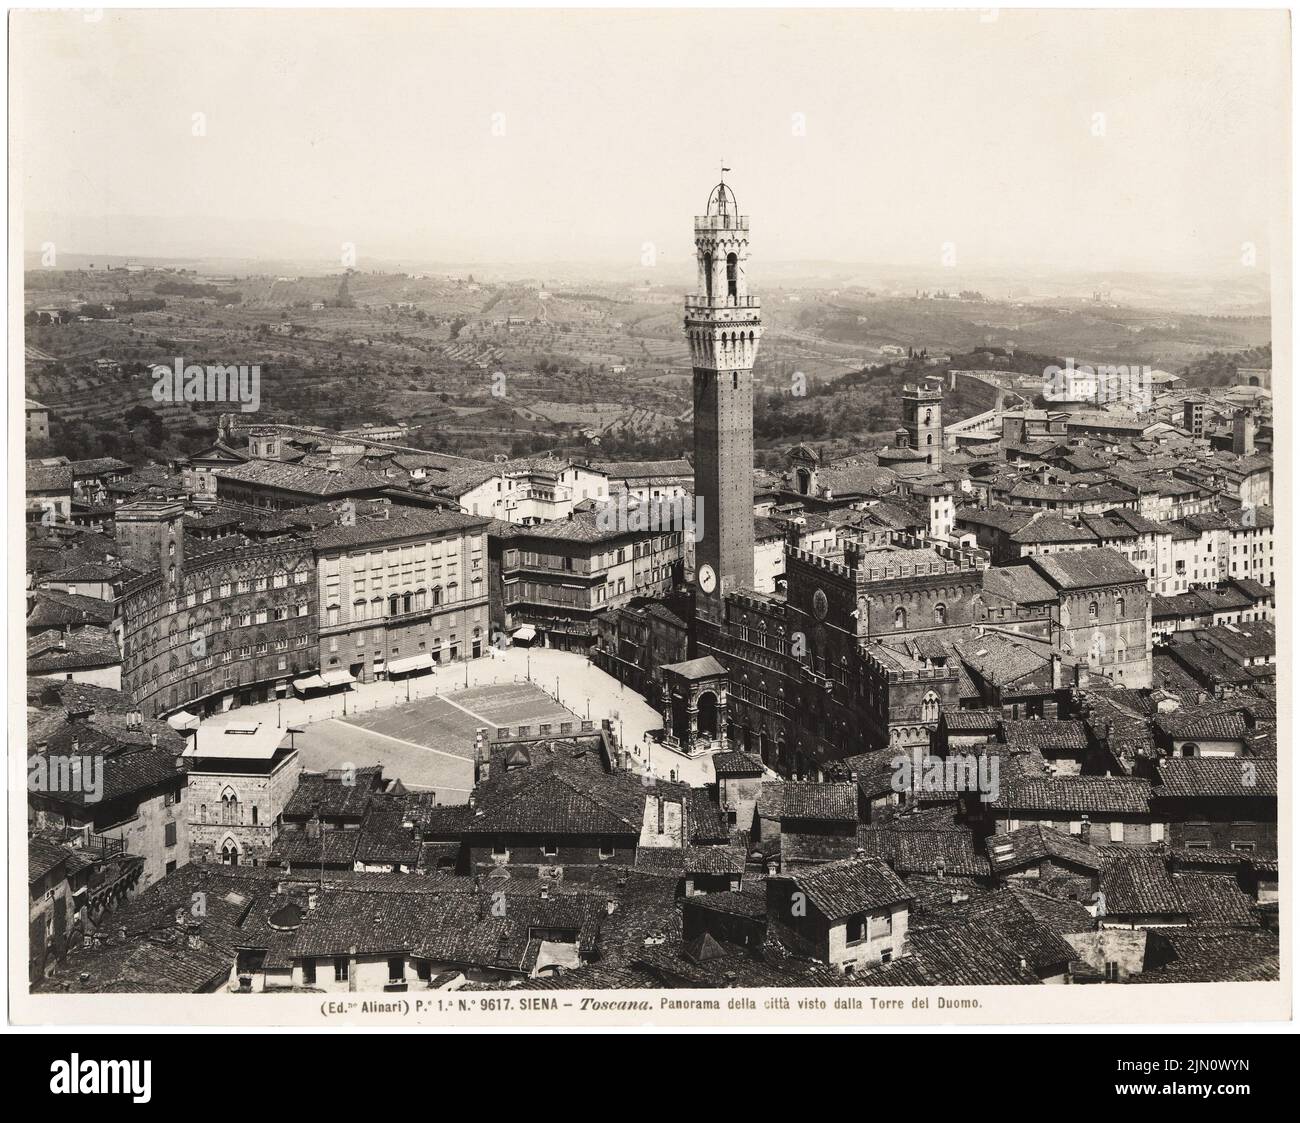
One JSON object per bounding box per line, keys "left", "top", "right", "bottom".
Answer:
{"left": 115, "top": 498, "right": 186, "bottom": 594}
{"left": 902, "top": 377, "right": 944, "bottom": 470}
{"left": 685, "top": 176, "right": 763, "bottom": 623}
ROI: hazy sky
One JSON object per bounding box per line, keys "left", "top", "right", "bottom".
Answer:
{"left": 13, "top": 7, "right": 1290, "bottom": 273}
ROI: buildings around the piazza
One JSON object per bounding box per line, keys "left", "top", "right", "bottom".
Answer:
{"left": 314, "top": 509, "right": 491, "bottom": 682}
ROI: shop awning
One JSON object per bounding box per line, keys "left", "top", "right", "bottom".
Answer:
{"left": 293, "top": 674, "right": 327, "bottom": 693}
{"left": 512, "top": 625, "right": 537, "bottom": 642}
{"left": 387, "top": 653, "right": 434, "bottom": 675}
{"left": 166, "top": 709, "right": 200, "bottom": 731}
{"left": 320, "top": 668, "right": 356, "bottom": 688}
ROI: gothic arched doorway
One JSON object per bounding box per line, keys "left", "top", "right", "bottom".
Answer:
{"left": 697, "top": 691, "right": 719, "bottom": 740}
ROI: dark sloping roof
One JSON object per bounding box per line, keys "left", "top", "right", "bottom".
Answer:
{"left": 986, "top": 824, "right": 1101, "bottom": 873}
{"left": 1099, "top": 849, "right": 1186, "bottom": 917}
{"left": 465, "top": 773, "right": 642, "bottom": 836}
{"left": 906, "top": 925, "right": 1041, "bottom": 985}
{"left": 772, "top": 857, "right": 910, "bottom": 920}
{"left": 1156, "top": 758, "right": 1276, "bottom": 799}
{"left": 758, "top": 781, "right": 857, "bottom": 823}
{"left": 1029, "top": 547, "right": 1146, "bottom": 590}
{"left": 994, "top": 776, "right": 1152, "bottom": 815}
{"left": 1172, "top": 874, "right": 1258, "bottom": 927}
{"left": 711, "top": 750, "right": 765, "bottom": 778}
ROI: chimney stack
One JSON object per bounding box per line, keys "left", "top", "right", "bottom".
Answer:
{"left": 1079, "top": 814, "right": 1091, "bottom": 845}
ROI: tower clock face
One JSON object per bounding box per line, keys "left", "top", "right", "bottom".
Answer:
{"left": 813, "top": 588, "right": 829, "bottom": 621}
{"left": 698, "top": 565, "right": 717, "bottom": 594}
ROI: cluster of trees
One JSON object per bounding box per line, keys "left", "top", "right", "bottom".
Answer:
{"left": 1182, "top": 344, "right": 1271, "bottom": 387}
{"left": 27, "top": 404, "right": 204, "bottom": 467}
{"left": 153, "top": 280, "right": 242, "bottom": 304}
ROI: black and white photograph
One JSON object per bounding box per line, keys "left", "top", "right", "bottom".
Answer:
{"left": 6, "top": 4, "right": 1292, "bottom": 1043}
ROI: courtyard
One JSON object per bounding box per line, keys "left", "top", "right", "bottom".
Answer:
{"left": 201, "top": 647, "right": 717, "bottom": 799}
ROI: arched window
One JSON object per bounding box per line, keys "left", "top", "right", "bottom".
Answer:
{"left": 894, "top": 607, "right": 907, "bottom": 630}
{"left": 389, "top": 594, "right": 400, "bottom": 617}
{"left": 1116, "top": 596, "right": 1126, "bottom": 617}
{"left": 934, "top": 603, "right": 947, "bottom": 626}
{"left": 726, "top": 253, "right": 738, "bottom": 300}
{"left": 402, "top": 591, "right": 413, "bottom": 614}
{"left": 200, "top": 804, "right": 207, "bottom": 824}
{"left": 703, "top": 252, "right": 713, "bottom": 302}
{"left": 431, "top": 586, "right": 443, "bottom": 607}
{"left": 221, "top": 840, "right": 239, "bottom": 867}
{"left": 221, "top": 787, "right": 240, "bottom": 826}
{"left": 1088, "top": 601, "right": 1099, "bottom": 619}
{"left": 354, "top": 599, "right": 367, "bottom": 621}
{"left": 921, "top": 691, "right": 940, "bottom": 723}
{"left": 924, "top": 409, "right": 932, "bottom": 424}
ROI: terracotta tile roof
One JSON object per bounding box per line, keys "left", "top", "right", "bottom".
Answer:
{"left": 711, "top": 750, "right": 765, "bottom": 778}
{"left": 1007, "top": 886, "right": 1096, "bottom": 935}
{"left": 1172, "top": 874, "right": 1258, "bottom": 927}
{"left": 906, "top": 924, "right": 1042, "bottom": 985}
{"left": 315, "top": 509, "right": 487, "bottom": 550}
{"left": 1000, "top": 720, "right": 1088, "bottom": 751}
{"left": 1156, "top": 758, "right": 1276, "bottom": 799}
{"left": 986, "top": 824, "right": 1101, "bottom": 872}
{"left": 467, "top": 773, "right": 641, "bottom": 836}
{"left": 1130, "top": 929, "right": 1279, "bottom": 983}
{"left": 771, "top": 857, "right": 910, "bottom": 920}
{"left": 758, "top": 781, "right": 858, "bottom": 823}
{"left": 216, "top": 458, "right": 393, "bottom": 498}
{"left": 26, "top": 589, "right": 114, "bottom": 629}
{"left": 1099, "top": 849, "right": 1186, "bottom": 917}
{"left": 993, "top": 775, "right": 1152, "bottom": 815}
{"left": 1032, "top": 546, "right": 1146, "bottom": 591}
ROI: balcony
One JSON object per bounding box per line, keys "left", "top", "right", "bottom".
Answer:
{"left": 684, "top": 295, "right": 761, "bottom": 312}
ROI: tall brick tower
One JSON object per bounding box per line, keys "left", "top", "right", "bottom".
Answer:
{"left": 686, "top": 175, "right": 762, "bottom": 624}
{"left": 902, "top": 377, "right": 944, "bottom": 470}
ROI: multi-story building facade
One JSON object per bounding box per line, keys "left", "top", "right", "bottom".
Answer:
{"left": 185, "top": 720, "right": 302, "bottom": 867}
{"left": 1027, "top": 548, "right": 1152, "bottom": 688}
{"left": 440, "top": 459, "right": 610, "bottom": 523}
{"left": 707, "top": 538, "right": 985, "bottom": 776}
{"left": 489, "top": 508, "right": 686, "bottom": 651}
{"left": 118, "top": 531, "right": 319, "bottom": 719}
{"left": 315, "top": 509, "right": 491, "bottom": 681}
{"left": 27, "top": 719, "right": 188, "bottom": 890}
